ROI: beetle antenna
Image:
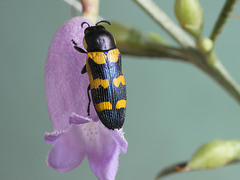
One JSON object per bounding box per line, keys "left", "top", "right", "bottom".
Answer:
{"left": 96, "top": 20, "right": 111, "bottom": 26}
{"left": 81, "top": 22, "right": 90, "bottom": 28}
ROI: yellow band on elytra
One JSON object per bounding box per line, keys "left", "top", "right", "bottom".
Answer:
{"left": 116, "top": 100, "right": 127, "bottom": 109}
{"left": 113, "top": 75, "right": 125, "bottom": 87}
{"left": 95, "top": 101, "right": 113, "bottom": 112}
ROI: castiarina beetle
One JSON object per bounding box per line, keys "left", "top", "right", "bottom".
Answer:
{"left": 72, "top": 20, "right": 126, "bottom": 130}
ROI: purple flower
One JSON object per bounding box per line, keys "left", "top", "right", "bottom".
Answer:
{"left": 44, "top": 17, "right": 128, "bottom": 180}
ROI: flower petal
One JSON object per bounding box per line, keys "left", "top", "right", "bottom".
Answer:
{"left": 69, "top": 112, "right": 92, "bottom": 125}
{"left": 46, "top": 125, "right": 86, "bottom": 172}
{"left": 44, "top": 127, "right": 70, "bottom": 144}
{"left": 87, "top": 121, "right": 120, "bottom": 180}
{"left": 45, "top": 17, "right": 96, "bottom": 131}
{"left": 108, "top": 129, "right": 128, "bottom": 154}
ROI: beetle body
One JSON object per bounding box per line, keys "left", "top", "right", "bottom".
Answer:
{"left": 72, "top": 21, "right": 126, "bottom": 130}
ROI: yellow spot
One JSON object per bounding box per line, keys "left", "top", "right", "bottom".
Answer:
{"left": 113, "top": 75, "right": 125, "bottom": 87}
{"left": 86, "top": 55, "right": 109, "bottom": 90}
{"left": 116, "top": 100, "right": 127, "bottom": 109}
{"left": 95, "top": 102, "right": 112, "bottom": 112}
{"left": 87, "top": 52, "right": 106, "bottom": 64}
{"left": 91, "top": 79, "right": 109, "bottom": 89}
{"left": 107, "top": 49, "right": 120, "bottom": 62}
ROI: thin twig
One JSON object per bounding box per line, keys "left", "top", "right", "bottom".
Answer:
{"left": 64, "top": 0, "right": 83, "bottom": 12}
{"left": 210, "top": 0, "right": 238, "bottom": 43}
{"left": 134, "top": 0, "right": 240, "bottom": 104}
{"left": 205, "top": 52, "right": 240, "bottom": 103}
{"left": 155, "top": 162, "right": 189, "bottom": 180}
{"left": 119, "top": 45, "right": 189, "bottom": 61}
{"left": 134, "top": 0, "right": 196, "bottom": 49}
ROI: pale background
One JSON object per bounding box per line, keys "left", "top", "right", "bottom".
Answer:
{"left": 1, "top": 0, "right": 240, "bottom": 180}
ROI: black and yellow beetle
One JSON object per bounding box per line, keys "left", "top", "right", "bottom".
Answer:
{"left": 72, "top": 20, "right": 126, "bottom": 130}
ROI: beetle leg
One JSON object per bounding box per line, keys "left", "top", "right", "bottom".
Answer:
{"left": 71, "top": 39, "right": 87, "bottom": 53}
{"left": 71, "top": 39, "right": 78, "bottom": 46}
{"left": 74, "top": 46, "right": 87, "bottom": 54}
{"left": 87, "top": 84, "right": 91, "bottom": 116}
{"left": 81, "top": 65, "right": 87, "bottom": 74}
{"left": 72, "top": 39, "right": 77, "bottom": 46}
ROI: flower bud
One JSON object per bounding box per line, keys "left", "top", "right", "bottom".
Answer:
{"left": 188, "top": 140, "right": 240, "bottom": 170}
{"left": 174, "top": 0, "right": 203, "bottom": 38}
{"left": 199, "top": 38, "right": 213, "bottom": 53}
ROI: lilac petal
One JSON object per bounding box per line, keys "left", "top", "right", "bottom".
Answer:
{"left": 108, "top": 129, "right": 128, "bottom": 154}
{"left": 44, "top": 127, "right": 70, "bottom": 144}
{"left": 87, "top": 121, "right": 120, "bottom": 180}
{"left": 45, "top": 17, "right": 97, "bottom": 131}
{"left": 69, "top": 112, "right": 92, "bottom": 125}
{"left": 46, "top": 125, "right": 86, "bottom": 172}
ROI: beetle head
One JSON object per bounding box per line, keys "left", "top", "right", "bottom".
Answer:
{"left": 82, "top": 21, "right": 116, "bottom": 52}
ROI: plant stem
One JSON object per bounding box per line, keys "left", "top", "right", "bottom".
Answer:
{"left": 80, "top": 0, "right": 99, "bottom": 23}
{"left": 155, "top": 161, "right": 188, "bottom": 180}
{"left": 205, "top": 52, "right": 240, "bottom": 103}
{"left": 184, "top": 50, "right": 240, "bottom": 103}
{"left": 104, "top": 21, "right": 189, "bottom": 61}
{"left": 210, "top": 0, "right": 238, "bottom": 43}
{"left": 134, "top": 0, "right": 196, "bottom": 49}
{"left": 119, "top": 44, "right": 188, "bottom": 61}
{"left": 133, "top": 0, "right": 240, "bottom": 104}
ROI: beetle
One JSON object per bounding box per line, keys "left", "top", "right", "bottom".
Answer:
{"left": 72, "top": 20, "right": 126, "bottom": 130}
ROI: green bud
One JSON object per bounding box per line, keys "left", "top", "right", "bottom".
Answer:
{"left": 188, "top": 140, "right": 240, "bottom": 170}
{"left": 174, "top": 0, "right": 203, "bottom": 38}
{"left": 199, "top": 38, "right": 213, "bottom": 53}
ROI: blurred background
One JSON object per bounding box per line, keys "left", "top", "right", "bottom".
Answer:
{"left": 0, "top": 0, "right": 240, "bottom": 180}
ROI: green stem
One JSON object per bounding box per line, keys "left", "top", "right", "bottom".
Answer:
{"left": 205, "top": 52, "right": 240, "bottom": 103}
{"left": 155, "top": 162, "right": 188, "bottom": 180}
{"left": 133, "top": 0, "right": 240, "bottom": 104}
{"left": 186, "top": 50, "right": 240, "bottom": 103}
{"left": 210, "top": 0, "right": 238, "bottom": 43}
{"left": 134, "top": 0, "right": 196, "bottom": 48}
{"left": 118, "top": 43, "right": 189, "bottom": 61}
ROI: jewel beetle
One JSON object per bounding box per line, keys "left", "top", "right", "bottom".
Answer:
{"left": 72, "top": 20, "right": 127, "bottom": 130}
